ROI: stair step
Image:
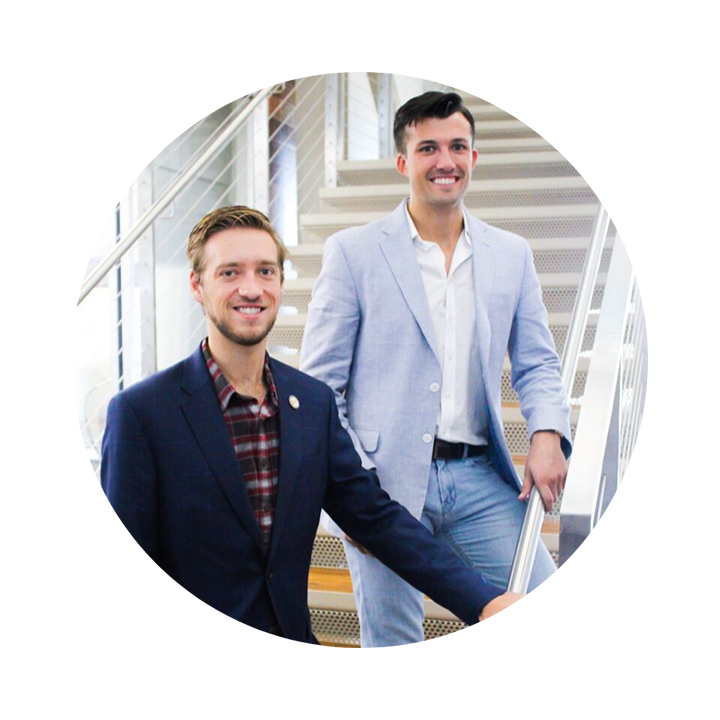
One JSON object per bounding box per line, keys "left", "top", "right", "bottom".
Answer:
{"left": 337, "top": 151, "right": 578, "bottom": 185}
{"left": 308, "top": 519, "right": 560, "bottom": 646}
{"left": 279, "top": 274, "right": 605, "bottom": 316}
{"left": 461, "top": 118, "right": 536, "bottom": 136}
{"left": 270, "top": 311, "right": 599, "bottom": 362}
{"left": 319, "top": 177, "right": 595, "bottom": 214}
{"left": 287, "top": 243, "right": 613, "bottom": 279}
{"left": 271, "top": 347, "right": 592, "bottom": 375}
{"left": 465, "top": 104, "right": 515, "bottom": 120}
{"left": 283, "top": 273, "right": 605, "bottom": 293}
{"left": 299, "top": 204, "right": 600, "bottom": 243}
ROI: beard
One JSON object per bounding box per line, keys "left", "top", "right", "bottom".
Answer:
{"left": 206, "top": 306, "right": 277, "bottom": 347}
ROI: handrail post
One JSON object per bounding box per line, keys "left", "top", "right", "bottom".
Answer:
{"left": 378, "top": 73, "right": 393, "bottom": 158}
{"left": 324, "top": 74, "right": 340, "bottom": 189}
{"left": 507, "top": 204, "right": 610, "bottom": 594}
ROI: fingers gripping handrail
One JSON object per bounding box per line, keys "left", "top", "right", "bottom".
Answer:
{"left": 77, "top": 85, "right": 276, "bottom": 306}
{"left": 507, "top": 204, "right": 610, "bottom": 594}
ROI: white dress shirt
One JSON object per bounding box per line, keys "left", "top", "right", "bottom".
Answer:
{"left": 406, "top": 207, "right": 489, "bottom": 446}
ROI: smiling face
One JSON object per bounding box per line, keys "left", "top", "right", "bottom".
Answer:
{"left": 190, "top": 226, "right": 282, "bottom": 349}
{"left": 396, "top": 112, "right": 477, "bottom": 212}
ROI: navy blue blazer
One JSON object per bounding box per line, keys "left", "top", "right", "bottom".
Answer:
{"left": 101, "top": 346, "right": 504, "bottom": 643}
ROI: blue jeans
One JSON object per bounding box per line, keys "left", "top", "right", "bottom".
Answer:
{"left": 343, "top": 454, "right": 557, "bottom": 647}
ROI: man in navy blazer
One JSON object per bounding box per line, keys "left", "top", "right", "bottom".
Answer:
{"left": 101, "top": 205, "right": 521, "bottom": 643}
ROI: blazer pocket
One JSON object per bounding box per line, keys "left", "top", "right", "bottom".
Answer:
{"left": 355, "top": 428, "right": 379, "bottom": 453}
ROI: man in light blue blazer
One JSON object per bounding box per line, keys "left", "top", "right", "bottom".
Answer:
{"left": 301, "top": 92, "right": 572, "bottom": 647}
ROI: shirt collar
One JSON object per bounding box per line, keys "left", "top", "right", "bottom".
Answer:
{"left": 201, "top": 338, "right": 279, "bottom": 411}
{"left": 404, "top": 200, "right": 472, "bottom": 252}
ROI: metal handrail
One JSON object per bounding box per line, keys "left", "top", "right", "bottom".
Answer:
{"left": 558, "top": 236, "right": 640, "bottom": 563}
{"left": 507, "top": 204, "right": 611, "bottom": 594}
{"left": 77, "top": 85, "right": 277, "bottom": 306}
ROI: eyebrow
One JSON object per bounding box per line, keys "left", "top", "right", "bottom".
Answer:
{"left": 215, "top": 259, "right": 279, "bottom": 271}
{"left": 417, "top": 137, "right": 470, "bottom": 146}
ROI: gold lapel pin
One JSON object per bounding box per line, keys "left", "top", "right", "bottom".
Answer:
{"left": 288, "top": 395, "right": 300, "bottom": 410}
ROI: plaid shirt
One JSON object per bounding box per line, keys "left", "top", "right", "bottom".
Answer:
{"left": 202, "top": 339, "right": 280, "bottom": 552}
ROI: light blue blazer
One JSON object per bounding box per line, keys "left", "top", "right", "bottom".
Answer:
{"left": 300, "top": 201, "right": 572, "bottom": 534}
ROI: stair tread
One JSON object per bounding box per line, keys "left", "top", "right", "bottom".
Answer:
{"left": 320, "top": 176, "right": 590, "bottom": 199}
{"left": 338, "top": 150, "right": 565, "bottom": 172}
{"left": 300, "top": 204, "right": 600, "bottom": 226}
{"left": 289, "top": 237, "right": 615, "bottom": 253}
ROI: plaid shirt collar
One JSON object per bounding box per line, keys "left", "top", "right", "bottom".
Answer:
{"left": 201, "top": 338, "right": 280, "bottom": 412}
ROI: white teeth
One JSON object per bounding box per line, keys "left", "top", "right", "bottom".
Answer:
{"left": 238, "top": 307, "right": 262, "bottom": 314}
{"left": 432, "top": 178, "right": 456, "bottom": 185}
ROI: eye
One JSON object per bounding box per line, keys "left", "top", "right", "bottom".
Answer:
{"left": 220, "top": 269, "right": 237, "bottom": 278}
{"left": 259, "top": 267, "right": 276, "bottom": 277}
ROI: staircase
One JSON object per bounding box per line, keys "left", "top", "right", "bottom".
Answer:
{"left": 267, "top": 92, "right": 610, "bottom": 647}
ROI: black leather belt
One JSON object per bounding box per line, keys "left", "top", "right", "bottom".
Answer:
{"left": 432, "top": 438, "right": 488, "bottom": 460}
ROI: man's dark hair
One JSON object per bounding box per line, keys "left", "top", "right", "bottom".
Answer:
{"left": 393, "top": 91, "right": 475, "bottom": 155}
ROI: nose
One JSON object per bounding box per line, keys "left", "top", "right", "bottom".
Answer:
{"left": 435, "top": 145, "right": 455, "bottom": 171}
{"left": 235, "top": 272, "right": 262, "bottom": 300}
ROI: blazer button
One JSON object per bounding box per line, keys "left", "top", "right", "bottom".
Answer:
{"left": 430, "top": 383, "right": 440, "bottom": 392}
{"left": 422, "top": 433, "right": 433, "bottom": 444}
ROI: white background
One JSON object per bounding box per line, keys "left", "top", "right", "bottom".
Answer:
{"left": 2, "top": 1, "right": 718, "bottom": 717}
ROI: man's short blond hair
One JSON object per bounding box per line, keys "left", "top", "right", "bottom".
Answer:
{"left": 187, "top": 206, "right": 288, "bottom": 282}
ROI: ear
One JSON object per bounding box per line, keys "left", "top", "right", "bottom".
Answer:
{"left": 189, "top": 270, "right": 203, "bottom": 305}
{"left": 470, "top": 147, "right": 478, "bottom": 171}
{"left": 396, "top": 152, "right": 408, "bottom": 178}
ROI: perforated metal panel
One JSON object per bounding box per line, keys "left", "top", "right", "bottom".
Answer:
{"left": 474, "top": 128, "right": 539, "bottom": 140}
{"left": 502, "top": 370, "right": 587, "bottom": 404}
{"left": 475, "top": 162, "right": 581, "bottom": 180}
{"left": 280, "top": 289, "right": 313, "bottom": 313}
{"left": 552, "top": 324, "right": 597, "bottom": 354}
{"left": 484, "top": 216, "right": 596, "bottom": 240}
{"left": 267, "top": 324, "right": 305, "bottom": 349}
{"left": 543, "top": 285, "right": 604, "bottom": 313}
{"left": 285, "top": 255, "right": 323, "bottom": 278}
{"left": 309, "top": 608, "right": 466, "bottom": 646}
{"left": 533, "top": 247, "right": 612, "bottom": 274}
{"left": 311, "top": 535, "right": 349, "bottom": 569}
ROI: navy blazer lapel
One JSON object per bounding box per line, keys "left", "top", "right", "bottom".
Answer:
{"left": 379, "top": 202, "right": 440, "bottom": 362}
{"left": 266, "top": 359, "right": 303, "bottom": 563}
{"left": 180, "top": 348, "right": 266, "bottom": 555}
{"left": 468, "top": 213, "right": 495, "bottom": 372}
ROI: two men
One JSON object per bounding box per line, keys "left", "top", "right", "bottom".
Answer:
{"left": 101, "top": 205, "right": 519, "bottom": 643}
{"left": 301, "top": 92, "right": 571, "bottom": 646}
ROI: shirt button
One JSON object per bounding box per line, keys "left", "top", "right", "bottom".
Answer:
{"left": 430, "top": 383, "right": 440, "bottom": 392}
{"left": 422, "top": 433, "right": 433, "bottom": 444}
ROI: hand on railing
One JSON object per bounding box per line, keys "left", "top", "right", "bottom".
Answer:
{"left": 518, "top": 430, "right": 568, "bottom": 512}
{"left": 479, "top": 592, "right": 525, "bottom": 621}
